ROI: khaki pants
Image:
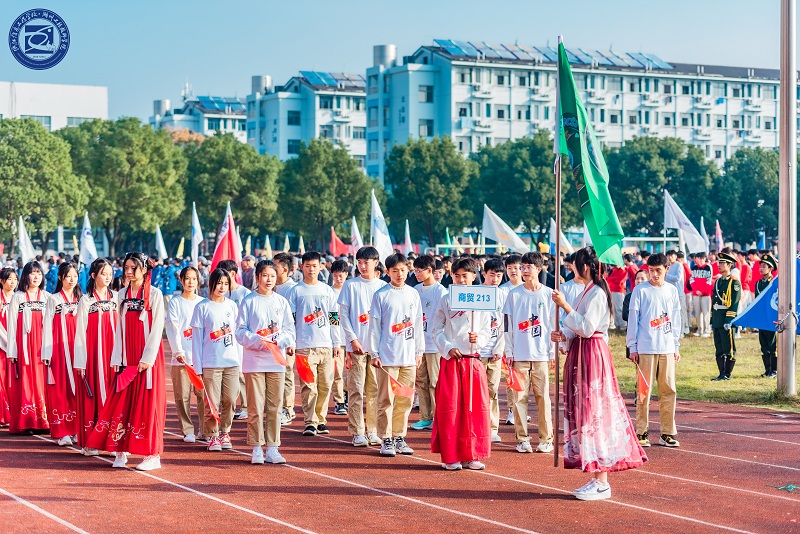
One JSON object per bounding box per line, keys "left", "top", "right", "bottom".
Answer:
{"left": 238, "top": 371, "right": 247, "bottom": 408}
{"left": 346, "top": 352, "right": 378, "bottom": 436}
{"left": 509, "top": 360, "right": 552, "bottom": 444}
{"left": 202, "top": 366, "right": 240, "bottom": 436}
{"left": 376, "top": 365, "right": 415, "bottom": 439}
{"left": 245, "top": 372, "right": 284, "bottom": 447}
{"left": 298, "top": 347, "right": 334, "bottom": 426}
{"left": 415, "top": 352, "right": 440, "bottom": 422}
{"left": 635, "top": 353, "right": 677, "bottom": 436}
{"left": 692, "top": 295, "right": 711, "bottom": 336}
{"left": 171, "top": 365, "right": 206, "bottom": 437}
{"left": 683, "top": 293, "right": 692, "bottom": 334}
{"left": 481, "top": 357, "right": 501, "bottom": 434}
{"left": 283, "top": 351, "right": 295, "bottom": 411}
{"left": 332, "top": 346, "right": 345, "bottom": 404}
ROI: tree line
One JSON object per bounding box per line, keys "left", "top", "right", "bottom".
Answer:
{"left": 0, "top": 116, "right": 781, "bottom": 257}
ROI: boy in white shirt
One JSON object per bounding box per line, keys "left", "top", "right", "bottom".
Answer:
{"left": 338, "top": 247, "right": 387, "bottom": 447}
{"left": 410, "top": 255, "right": 447, "bottom": 431}
{"left": 369, "top": 253, "right": 424, "bottom": 457}
{"left": 330, "top": 260, "right": 349, "bottom": 415}
{"left": 219, "top": 259, "right": 251, "bottom": 421}
{"left": 502, "top": 252, "right": 556, "bottom": 454}
{"left": 478, "top": 258, "right": 508, "bottom": 442}
{"left": 285, "top": 251, "right": 343, "bottom": 437}
{"left": 500, "top": 254, "right": 523, "bottom": 426}
{"left": 627, "top": 252, "right": 682, "bottom": 448}
{"left": 273, "top": 252, "right": 298, "bottom": 425}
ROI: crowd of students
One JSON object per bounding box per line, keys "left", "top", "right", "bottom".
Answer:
{"left": 0, "top": 242, "right": 777, "bottom": 502}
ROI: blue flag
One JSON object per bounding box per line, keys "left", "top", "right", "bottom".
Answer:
{"left": 757, "top": 231, "right": 766, "bottom": 250}
{"left": 732, "top": 258, "right": 800, "bottom": 333}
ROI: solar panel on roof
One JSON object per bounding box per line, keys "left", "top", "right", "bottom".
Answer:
{"left": 484, "top": 42, "right": 517, "bottom": 60}
{"left": 571, "top": 48, "right": 594, "bottom": 65}
{"left": 500, "top": 43, "right": 532, "bottom": 61}
{"left": 643, "top": 53, "right": 673, "bottom": 70}
{"left": 517, "top": 44, "right": 547, "bottom": 62}
{"left": 580, "top": 49, "right": 613, "bottom": 66}
{"left": 435, "top": 38, "right": 467, "bottom": 57}
{"left": 470, "top": 42, "right": 502, "bottom": 59}
{"left": 532, "top": 46, "right": 557, "bottom": 62}
{"left": 597, "top": 51, "right": 630, "bottom": 68}
{"left": 452, "top": 40, "right": 481, "bottom": 57}
{"left": 319, "top": 72, "right": 339, "bottom": 86}
{"left": 627, "top": 52, "right": 652, "bottom": 69}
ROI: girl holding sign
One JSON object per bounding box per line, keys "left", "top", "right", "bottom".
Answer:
{"left": 235, "top": 260, "right": 295, "bottom": 465}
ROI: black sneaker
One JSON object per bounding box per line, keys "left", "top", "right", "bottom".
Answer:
{"left": 379, "top": 437, "right": 396, "bottom": 457}
{"left": 637, "top": 432, "right": 651, "bottom": 447}
{"left": 316, "top": 424, "right": 330, "bottom": 435}
{"left": 302, "top": 425, "right": 317, "bottom": 436}
{"left": 394, "top": 436, "right": 414, "bottom": 455}
{"left": 659, "top": 434, "right": 680, "bottom": 447}
{"left": 333, "top": 403, "right": 347, "bottom": 415}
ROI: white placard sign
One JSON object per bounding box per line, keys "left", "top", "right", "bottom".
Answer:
{"left": 449, "top": 284, "right": 498, "bottom": 312}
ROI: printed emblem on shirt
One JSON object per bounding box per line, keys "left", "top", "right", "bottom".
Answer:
{"left": 303, "top": 307, "right": 326, "bottom": 328}
{"left": 257, "top": 320, "right": 279, "bottom": 341}
{"left": 122, "top": 298, "right": 144, "bottom": 312}
{"left": 518, "top": 314, "right": 542, "bottom": 338}
{"left": 422, "top": 313, "right": 427, "bottom": 332}
{"left": 490, "top": 314, "right": 500, "bottom": 339}
{"left": 328, "top": 311, "right": 340, "bottom": 326}
{"left": 358, "top": 312, "right": 369, "bottom": 325}
{"left": 89, "top": 301, "right": 117, "bottom": 314}
{"left": 391, "top": 315, "right": 415, "bottom": 340}
{"left": 18, "top": 301, "right": 45, "bottom": 312}
{"left": 182, "top": 328, "right": 193, "bottom": 339}
{"left": 55, "top": 302, "right": 78, "bottom": 314}
{"left": 210, "top": 322, "right": 233, "bottom": 347}
{"left": 650, "top": 313, "right": 672, "bottom": 334}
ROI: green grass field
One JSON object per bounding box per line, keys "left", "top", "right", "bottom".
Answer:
{"left": 604, "top": 330, "right": 800, "bottom": 413}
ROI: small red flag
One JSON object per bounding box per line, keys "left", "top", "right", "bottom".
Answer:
{"left": 383, "top": 368, "right": 414, "bottom": 399}
{"left": 115, "top": 366, "right": 139, "bottom": 392}
{"left": 637, "top": 365, "right": 650, "bottom": 398}
{"left": 204, "top": 389, "right": 220, "bottom": 423}
{"left": 502, "top": 356, "right": 525, "bottom": 392}
{"left": 295, "top": 353, "right": 314, "bottom": 383}
{"left": 184, "top": 363, "right": 205, "bottom": 391}
{"left": 264, "top": 341, "right": 288, "bottom": 366}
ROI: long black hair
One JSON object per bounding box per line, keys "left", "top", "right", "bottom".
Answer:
{"left": 18, "top": 261, "right": 45, "bottom": 292}
{"left": 123, "top": 251, "right": 156, "bottom": 310}
{"left": 86, "top": 258, "right": 114, "bottom": 296}
{"left": 0, "top": 267, "right": 18, "bottom": 292}
{"left": 572, "top": 247, "right": 613, "bottom": 314}
{"left": 54, "top": 260, "right": 82, "bottom": 299}
{"left": 208, "top": 268, "right": 232, "bottom": 296}
{"left": 255, "top": 259, "right": 277, "bottom": 278}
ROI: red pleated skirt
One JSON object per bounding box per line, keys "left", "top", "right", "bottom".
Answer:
{"left": 8, "top": 311, "right": 49, "bottom": 433}
{"left": 75, "top": 312, "right": 116, "bottom": 447}
{"left": 45, "top": 313, "right": 79, "bottom": 438}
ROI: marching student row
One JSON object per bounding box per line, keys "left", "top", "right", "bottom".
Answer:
{"left": 0, "top": 246, "right": 647, "bottom": 501}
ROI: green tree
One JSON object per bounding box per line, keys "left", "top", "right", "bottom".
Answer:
{"left": 185, "top": 133, "right": 282, "bottom": 246}
{"left": 714, "top": 147, "right": 778, "bottom": 245}
{"left": 0, "top": 118, "right": 88, "bottom": 255}
{"left": 384, "top": 136, "right": 477, "bottom": 246}
{"left": 58, "top": 118, "right": 187, "bottom": 256}
{"left": 280, "top": 138, "right": 378, "bottom": 248}
{"left": 472, "top": 131, "right": 579, "bottom": 243}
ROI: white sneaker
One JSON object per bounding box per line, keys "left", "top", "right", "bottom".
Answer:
{"left": 265, "top": 446, "right": 286, "bottom": 464}
{"left": 251, "top": 446, "right": 265, "bottom": 464}
{"left": 692, "top": 332, "right": 700, "bottom": 337}
{"left": 352, "top": 435, "right": 369, "bottom": 447}
{"left": 576, "top": 482, "right": 611, "bottom": 501}
{"left": 505, "top": 410, "right": 514, "bottom": 425}
{"left": 491, "top": 433, "right": 502, "bottom": 443}
{"left": 442, "top": 462, "right": 462, "bottom": 471}
{"left": 280, "top": 408, "right": 292, "bottom": 426}
{"left": 81, "top": 447, "right": 99, "bottom": 456}
{"left": 57, "top": 436, "right": 73, "bottom": 447}
{"left": 379, "top": 438, "right": 396, "bottom": 457}
{"left": 516, "top": 441, "right": 533, "bottom": 453}
{"left": 461, "top": 460, "right": 485, "bottom": 470}
{"left": 367, "top": 432, "right": 381, "bottom": 446}
{"left": 572, "top": 479, "right": 597, "bottom": 496}
{"left": 734, "top": 332, "right": 742, "bottom": 339}
{"left": 701, "top": 333, "right": 711, "bottom": 338}
{"left": 136, "top": 455, "right": 161, "bottom": 471}
{"left": 112, "top": 452, "right": 128, "bottom": 468}
{"left": 183, "top": 433, "right": 196, "bottom": 443}
{"left": 536, "top": 442, "right": 554, "bottom": 453}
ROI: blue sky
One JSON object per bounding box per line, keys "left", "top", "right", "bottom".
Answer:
{"left": 0, "top": 0, "right": 785, "bottom": 119}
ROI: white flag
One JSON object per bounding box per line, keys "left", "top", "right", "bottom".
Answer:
{"left": 264, "top": 234, "right": 273, "bottom": 258}
{"left": 283, "top": 235, "right": 290, "bottom": 252}
{"left": 582, "top": 221, "right": 593, "bottom": 247}
{"left": 17, "top": 216, "right": 35, "bottom": 265}
{"left": 549, "top": 218, "right": 574, "bottom": 254}
{"left": 664, "top": 190, "right": 706, "bottom": 253}
{"left": 482, "top": 205, "right": 529, "bottom": 253}
{"left": 79, "top": 212, "right": 98, "bottom": 265}
{"left": 370, "top": 189, "right": 394, "bottom": 261}
{"left": 191, "top": 202, "right": 204, "bottom": 266}
{"left": 298, "top": 235, "right": 305, "bottom": 255}
{"left": 351, "top": 216, "right": 364, "bottom": 251}
{"left": 699, "top": 216, "right": 710, "bottom": 252}
{"left": 155, "top": 225, "right": 168, "bottom": 260}
{"left": 244, "top": 235, "right": 251, "bottom": 256}
{"left": 403, "top": 219, "right": 413, "bottom": 255}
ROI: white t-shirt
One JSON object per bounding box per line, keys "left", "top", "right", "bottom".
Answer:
{"left": 502, "top": 284, "right": 555, "bottom": 361}
{"left": 626, "top": 281, "right": 682, "bottom": 354}
{"left": 235, "top": 291, "right": 295, "bottom": 373}
{"left": 500, "top": 280, "right": 522, "bottom": 292}
{"left": 191, "top": 298, "right": 240, "bottom": 373}
{"left": 414, "top": 282, "right": 448, "bottom": 354}
{"left": 165, "top": 294, "right": 204, "bottom": 365}
{"left": 285, "top": 281, "right": 342, "bottom": 350}
{"left": 337, "top": 276, "right": 386, "bottom": 352}
{"left": 666, "top": 263, "right": 685, "bottom": 295}
{"left": 368, "top": 284, "right": 424, "bottom": 366}
{"left": 478, "top": 285, "right": 508, "bottom": 359}
{"left": 275, "top": 279, "right": 296, "bottom": 299}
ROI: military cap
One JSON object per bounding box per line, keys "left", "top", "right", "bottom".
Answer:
{"left": 718, "top": 251, "right": 736, "bottom": 264}
{"left": 761, "top": 254, "right": 777, "bottom": 270}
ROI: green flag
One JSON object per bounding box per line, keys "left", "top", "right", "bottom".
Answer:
{"left": 555, "top": 37, "right": 624, "bottom": 265}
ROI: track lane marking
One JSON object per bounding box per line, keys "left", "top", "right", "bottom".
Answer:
{"left": 0, "top": 487, "right": 89, "bottom": 533}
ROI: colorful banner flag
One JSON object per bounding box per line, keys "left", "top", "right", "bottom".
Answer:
{"left": 636, "top": 365, "right": 650, "bottom": 399}
{"left": 204, "top": 390, "right": 220, "bottom": 423}
{"left": 549, "top": 218, "right": 575, "bottom": 254}
{"left": 191, "top": 202, "right": 204, "bottom": 266}
{"left": 184, "top": 363, "right": 205, "bottom": 391}
{"left": 664, "top": 190, "right": 705, "bottom": 253}
{"left": 330, "top": 226, "right": 350, "bottom": 257}
{"left": 298, "top": 235, "right": 305, "bottom": 255}
{"left": 715, "top": 220, "right": 724, "bottom": 252}
{"left": 370, "top": 189, "right": 394, "bottom": 261}
{"left": 210, "top": 202, "right": 243, "bottom": 273}
{"left": 555, "top": 36, "right": 624, "bottom": 265}
{"left": 403, "top": 219, "right": 413, "bottom": 256}
{"left": 733, "top": 258, "right": 798, "bottom": 333}
{"left": 295, "top": 353, "right": 314, "bottom": 383}
{"left": 482, "top": 205, "right": 529, "bottom": 253}
{"left": 699, "top": 216, "right": 710, "bottom": 252}
{"left": 79, "top": 212, "right": 98, "bottom": 266}
{"left": 501, "top": 356, "right": 525, "bottom": 392}
{"left": 244, "top": 235, "right": 251, "bottom": 257}
{"left": 264, "top": 234, "right": 273, "bottom": 258}
{"left": 283, "top": 234, "right": 290, "bottom": 253}
{"left": 175, "top": 237, "right": 185, "bottom": 259}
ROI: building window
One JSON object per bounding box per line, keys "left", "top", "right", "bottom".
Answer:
{"left": 67, "top": 117, "right": 92, "bottom": 127}
{"left": 368, "top": 107, "right": 378, "bottom": 128}
{"left": 21, "top": 115, "right": 52, "bottom": 131}
{"left": 628, "top": 115, "right": 638, "bottom": 125}
{"left": 715, "top": 150, "right": 723, "bottom": 159}
{"left": 680, "top": 117, "right": 689, "bottom": 127}
{"left": 288, "top": 139, "right": 301, "bottom": 154}
{"left": 352, "top": 127, "right": 366, "bottom": 139}
{"left": 497, "top": 75, "right": 505, "bottom": 86}
{"left": 732, "top": 118, "right": 741, "bottom": 128}
{"left": 518, "top": 76, "right": 527, "bottom": 87}
{"left": 663, "top": 84, "right": 673, "bottom": 94}
{"left": 283, "top": 110, "right": 299, "bottom": 127}
{"left": 319, "top": 96, "right": 333, "bottom": 109}
{"left": 418, "top": 85, "right": 434, "bottom": 103}
{"left": 320, "top": 125, "right": 333, "bottom": 138}
{"left": 765, "top": 119, "right": 773, "bottom": 130}
{"left": 355, "top": 98, "right": 365, "bottom": 111}
{"left": 497, "top": 108, "right": 506, "bottom": 120}
{"left": 664, "top": 116, "right": 672, "bottom": 126}
{"left": 354, "top": 156, "right": 365, "bottom": 169}
{"left": 609, "top": 114, "right": 619, "bottom": 124}
{"left": 207, "top": 118, "right": 221, "bottom": 131}
{"left": 732, "top": 88, "right": 741, "bottom": 98}
{"left": 419, "top": 119, "right": 434, "bottom": 137}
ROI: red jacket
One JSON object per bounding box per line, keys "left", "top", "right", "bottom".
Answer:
{"left": 626, "top": 264, "right": 639, "bottom": 289}
{"left": 682, "top": 263, "right": 692, "bottom": 294}
{"left": 607, "top": 267, "right": 627, "bottom": 293}
{"left": 750, "top": 260, "right": 761, "bottom": 292}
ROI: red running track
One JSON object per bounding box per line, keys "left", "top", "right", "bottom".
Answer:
{"left": 1, "top": 341, "right": 798, "bottom": 533}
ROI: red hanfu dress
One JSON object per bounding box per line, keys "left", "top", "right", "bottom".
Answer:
{"left": 73, "top": 291, "right": 118, "bottom": 447}
{"left": 561, "top": 283, "right": 647, "bottom": 473}
{"left": 88, "top": 284, "right": 166, "bottom": 456}
{"left": 0, "top": 291, "right": 12, "bottom": 425}
{"left": 6, "top": 289, "right": 51, "bottom": 433}
{"left": 42, "top": 291, "right": 80, "bottom": 439}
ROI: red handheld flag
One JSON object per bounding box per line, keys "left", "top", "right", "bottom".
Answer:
{"left": 637, "top": 365, "right": 650, "bottom": 399}
{"left": 184, "top": 363, "right": 205, "bottom": 391}
{"left": 204, "top": 390, "right": 220, "bottom": 423}
{"left": 264, "top": 341, "right": 288, "bottom": 366}
{"left": 115, "top": 366, "right": 139, "bottom": 392}
{"left": 502, "top": 356, "right": 525, "bottom": 392}
{"left": 383, "top": 368, "right": 415, "bottom": 399}
{"left": 295, "top": 353, "right": 315, "bottom": 383}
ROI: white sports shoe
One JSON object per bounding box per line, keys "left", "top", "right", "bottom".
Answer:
{"left": 265, "top": 446, "right": 286, "bottom": 464}
{"left": 112, "top": 452, "right": 128, "bottom": 468}
{"left": 352, "top": 435, "right": 369, "bottom": 447}
{"left": 81, "top": 447, "right": 99, "bottom": 456}
{"left": 576, "top": 482, "right": 611, "bottom": 501}
{"left": 251, "top": 446, "right": 265, "bottom": 464}
{"left": 57, "top": 436, "right": 73, "bottom": 447}
{"left": 461, "top": 460, "right": 485, "bottom": 470}
{"left": 505, "top": 410, "right": 515, "bottom": 425}
{"left": 516, "top": 441, "right": 533, "bottom": 453}
{"left": 183, "top": 433, "right": 196, "bottom": 443}
{"left": 442, "top": 462, "right": 462, "bottom": 471}
{"left": 367, "top": 432, "right": 381, "bottom": 446}
{"left": 572, "top": 479, "right": 597, "bottom": 496}
{"left": 280, "top": 408, "right": 292, "bottom": 426}
{"left": 136, "top": 455, "right": 161, "bottom": 471}
{"left": 536, "top": 442, "right": 554, "bottom": 453}
{"left": 491, "top": 433, "right": 502, "bottom": 443}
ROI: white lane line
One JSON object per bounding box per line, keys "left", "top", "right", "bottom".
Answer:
{"left": 672, "top": 447, "right": 800, "bottom": 472}
{"left": 0, "top": 487, "right": 89, "bottom": 534}
{"left": 32, "top": 436, "right": 315, "bottom": 534}
{"left": 628, "top": 469, "right": 800, "bottom": 502}
{"left": 163, "top": 431, "right": 538, "bottom": 533}
{"left": 677, "top": 424, "right": 800, "bottom": 445}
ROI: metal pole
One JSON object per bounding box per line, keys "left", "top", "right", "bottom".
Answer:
{"left": 553, "top": 157, "right": 562, "bottom": 468}
{"left": 778, "top": 0, "right": 797, "bottom": 396}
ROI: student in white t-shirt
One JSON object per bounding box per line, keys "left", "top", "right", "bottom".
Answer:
{"left": 329, "top": 260, "right": 350, "bottom": 416}
{"left": 500, "top": 254, "right": 523, "bottom": 426}
{"left": 626, "top": 252, "right": 682, "bottom": 449}
{"left": 502, "top": 252, "right": 556, "bottom": 454}
{"left": 273, "top": 252, "right": 298, "bottom": 425}
{"left": 191, "top": 269, "right": 240, "bottom": 453}
{"left": 478, "top": 258, "right": 508, "bottom": 443}
{"left": 369, "top": 253, "right": 424, "bottom": 457}
{"left": 165, "top": 266, "right": 205, "bottom": 444}
{"left": 218, "top": 259, "right": 250, "bottom": 421}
